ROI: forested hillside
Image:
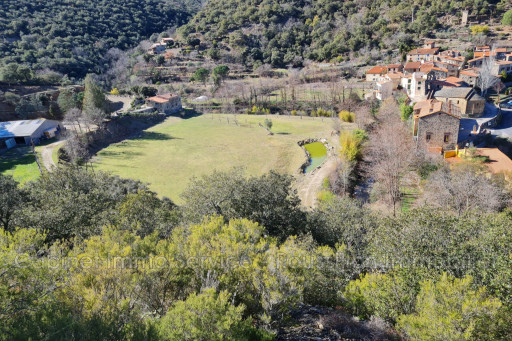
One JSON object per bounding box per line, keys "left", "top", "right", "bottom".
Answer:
{"left": 0, "top": 0, "right": 200, "bottom": 79}
{"left": 180, "top": 0, "right": 509, "bottom": 68}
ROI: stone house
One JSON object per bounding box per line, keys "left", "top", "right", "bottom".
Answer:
{"left": 387, "top": 64, "right": 403, "bottom": 73}
{"left": 434, "top": 87, "right": 485, "bottom": 117}
{"left": 365, "top": 66, "right": 388, "bottom": 82}
{"left": 459, "top": 69, "right": 479, "bottom": 86}
{"left": 403, "top": 61, "right": 421, "bottom": 74}
{"left": 146, "top": 94, "right": 182, "bottom": 114}
{"left": 149, "top": 43, "right": 166, "bottom": 54}
{"left": 413, "top": 100, "right": 461, "bottom": 153}
{"left": 433, "top": 61, "right": 459, "bottom": 77}
{"left": 406, "top": 46, "right": 439, "bottom": 62}
{"left": 384, "top": 72, "right": 403, "bottom": 90}
{"left": 467, "top": 56, "right": 485, "bottom": 68}
{"left": 420, "top": 63, "right": 448, "bottom": 79}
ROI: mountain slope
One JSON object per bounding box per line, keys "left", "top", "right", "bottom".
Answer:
{"left": 180, "top": 0, "right": 508, "bottom": 67}
{"left": 0, "top": 0, "right": 199, "bottom": 78}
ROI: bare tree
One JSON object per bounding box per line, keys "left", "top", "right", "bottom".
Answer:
{"left": 422, "top": 166, "right": 508, "bottom": 216}
{"left": 84, "top": 106, "right": 107, "bottom": 132}
{"left": 63, "top": 132, "right": 90, "bottom": 168}
{"left": 64, "top": 108, "right": 85, "bottom": 134}
{"left": 477, "top": 55, "right": 499, "bottom": 97}
{"left": 365, "top": 99, "right": 412, "bottom": 216}
{"left": 354, "top": 101, "right": 375, "bottom": 130}
{"left": 330, "top": 157, "right": 356, "bottom": 196}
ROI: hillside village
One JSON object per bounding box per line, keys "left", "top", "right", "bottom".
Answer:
{"left": 365, "top": 41, "right": 512, "bottom": 166}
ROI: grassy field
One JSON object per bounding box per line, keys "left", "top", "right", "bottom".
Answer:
{"left": 0, "top": 147, "right": 41, "bottom": 184}
{"left": 0, "top": 139, "right": 60, "bottom": 184}
{"left": 93, "top": 114, "right": 341, "bottom": 203}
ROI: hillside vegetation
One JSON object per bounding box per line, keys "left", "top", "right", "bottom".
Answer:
{"left": 0, "top": 0, "right": 199, "bottom": 79}
{"left": 180, "top": 0, "right": 509, "bottom": 68}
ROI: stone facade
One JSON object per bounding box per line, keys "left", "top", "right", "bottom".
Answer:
{"left": 435, "top": 87, "right": 485, "bottom": 117}
{"left": 416, "top": 111, "right": 460, "bottom": 152}
{"left": 413, "top": 100, "right": 461, "bottom": 153}
{"left": 147, "top": 94, "right": 182, "bottom": 114}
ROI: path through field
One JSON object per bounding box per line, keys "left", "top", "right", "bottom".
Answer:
{"left": 296, "top": 154, "right": 337, "bottom": 209}
{"left": 295, "top": 132, "right": 339, "bottom": 209}
{"left": 41, "top": 140, "right": 64, "bottom": 171}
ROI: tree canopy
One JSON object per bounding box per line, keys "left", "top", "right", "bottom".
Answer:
{"left": 0, "top": 0, "right": 195, "bottom": 79}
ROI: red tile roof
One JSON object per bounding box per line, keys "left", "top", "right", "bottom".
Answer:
{"left": 386, "top": 72, "right": 403, "bottom": 79}
{"left": 407, "top": 48, "right": 439, "bottom": 55}
{"left": 366, "top": 66, "right": 388, "bottom": 74}
{"left": 413, "top": 99, "right": 461, "bottom": 119}
{"left": 444, "top": 76, "right": 464, "bottom": 84}
{"left": 474, "top": 51, "right": 495, "bottom": 58}
{"left": 460, "top": 69, "right": 479, "bottom": 77}
{"left": 404, "top": 61, "right": 421, "bottom": 69}
{"left": 147, "top": 94, "right": 175, "bottom": 103}
{"left": 468, "top": 56, "right": 485, "bottom": 63}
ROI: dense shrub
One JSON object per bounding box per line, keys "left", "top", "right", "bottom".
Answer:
{"left": 339, "top": 129, "right": 367, "bottom": 161}
{"left": 339, "top": 110, "right": 355, "bottom": 122}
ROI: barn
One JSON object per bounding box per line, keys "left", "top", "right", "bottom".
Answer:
{"left": 0, "top": 119, "right": 62, "bottom": 149}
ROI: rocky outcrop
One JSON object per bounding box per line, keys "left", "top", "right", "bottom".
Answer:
{"left": 275, "top": 305, "right": 399, "bottom": 341}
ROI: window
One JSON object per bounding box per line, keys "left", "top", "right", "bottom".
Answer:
{"left": 418, "top": 81, "right": 422, "bottom": 84}
{"left": 426, "top": 132, "right": 432, "bottom": 142}
{"left": 444, "top": 133, "right": 450, "bottom": 143}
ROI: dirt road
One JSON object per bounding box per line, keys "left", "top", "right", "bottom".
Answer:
{"left": 296, "top": 155, "right": 337, "bottom": 209}
{"left": 41, "top": 140, "right": 65, "bottom": 171}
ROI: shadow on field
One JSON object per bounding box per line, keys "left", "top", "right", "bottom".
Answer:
{"left": 138, "top": 131, "right": 180, "bottom": 141}
{"left": 98, "top": 150, "right": 144, "bottom": 159}
{"left": 0, "top": 147, "right": 35, "bottom": 172}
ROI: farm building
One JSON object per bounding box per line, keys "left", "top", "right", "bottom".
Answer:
{"left": 0, "top": 119, "right": 62, "bottom": 149}
{"left": 146, "top": 94, "right": 182, "bottom": 114}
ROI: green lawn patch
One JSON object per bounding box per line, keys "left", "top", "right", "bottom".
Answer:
{"left": 93, "top": 114, "right": 341, "bottom": 203}
{"left": 0, "top": 147, "right": 41, "bottom": 184}
{"left": 401, "top": 186, "right": 419, "bottom": 213}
